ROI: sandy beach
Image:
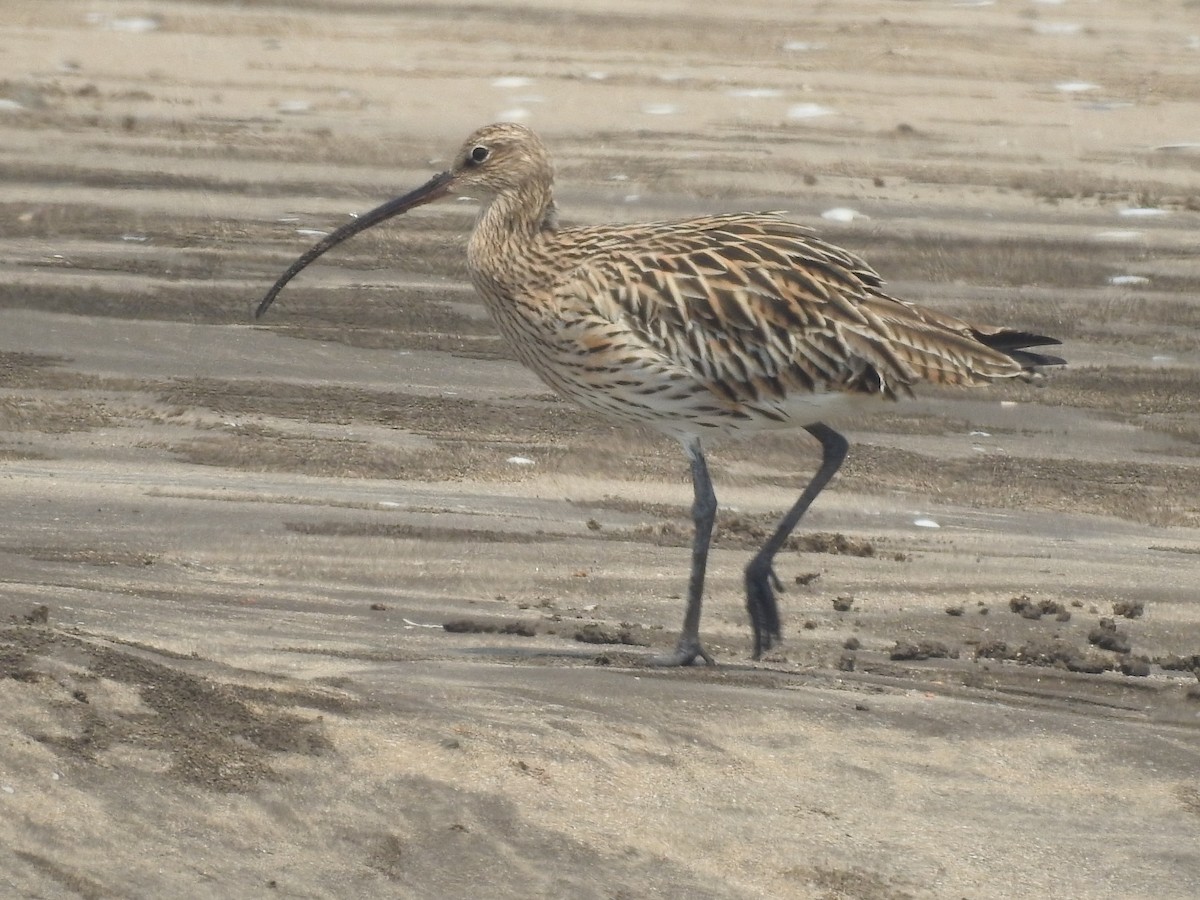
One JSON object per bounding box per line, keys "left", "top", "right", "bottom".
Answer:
{"left": 2, "top": 2, "right": 1199, "bottom": 897}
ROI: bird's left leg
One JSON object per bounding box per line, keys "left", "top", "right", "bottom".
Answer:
{"left": 652, "top": 437, "right": 717, "bottom": 666}
{"left": 744, "top": 423, "right": 848, "bottom": 658}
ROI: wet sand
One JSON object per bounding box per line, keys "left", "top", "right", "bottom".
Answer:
{"left": 2, "top": 2, "right": 1199, "bottom": 897}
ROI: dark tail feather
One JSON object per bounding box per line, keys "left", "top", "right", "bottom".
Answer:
{"left": 974, "top": 328, "right": 1066, "bottom": 371}
{"left": 1007, "top": 347, "right": 1067, "bottom": 369}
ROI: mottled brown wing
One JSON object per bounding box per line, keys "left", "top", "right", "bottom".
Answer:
{"left": 553, "top": 213, "right": 1028, "bottom": 408}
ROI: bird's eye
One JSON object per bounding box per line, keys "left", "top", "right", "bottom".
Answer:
{"left": 469, "top": 145, "right": 490, "bottom": 164}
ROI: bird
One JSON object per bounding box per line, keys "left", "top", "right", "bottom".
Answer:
{"left": 256, "top": 122, "right": 1063, "bottom": 666}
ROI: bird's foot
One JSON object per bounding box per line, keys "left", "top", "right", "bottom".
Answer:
{"left": 745, "top": 564, "right": 784, "bottom": 659}
{"left": 649, "top": 637, "right": 716, "bottom": 667}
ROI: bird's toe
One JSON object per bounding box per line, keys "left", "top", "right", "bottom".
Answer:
{"left": 745, "top": 565, "right": 784, "bottom": 658}
{"left": 650, "top": 639, "right": 716, "bottom": 667}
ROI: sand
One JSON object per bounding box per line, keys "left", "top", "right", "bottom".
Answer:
{"left": 2, "top": 2, "right": 1199, "bottom": 897}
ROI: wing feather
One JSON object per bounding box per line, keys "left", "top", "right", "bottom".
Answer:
{"left": 547, "top": 212, "right": 1054, "bottom": 411}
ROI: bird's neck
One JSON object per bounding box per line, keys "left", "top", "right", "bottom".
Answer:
{"left": 476, "top": 182, "right": 556, "bottom": 243}
{"left": 468, "top": 183, "right": 557, "bottom": 294}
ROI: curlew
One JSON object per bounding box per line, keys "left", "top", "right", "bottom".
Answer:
{"left": 256, "top": 123, "right": 1063, "bottom": 666}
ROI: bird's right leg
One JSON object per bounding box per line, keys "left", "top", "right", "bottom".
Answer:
{"left": 744, "top": 423, "right": 848, "bottom": 658}
{"left": 652, "top": 438, "right": 717, "bottom": 666}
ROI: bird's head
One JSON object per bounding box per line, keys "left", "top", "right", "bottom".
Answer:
{"left": 254, "top": 122, "right": 551, "bottom": 319}
{"left": 445, "top": 122, "right": 553, "bottom": 202}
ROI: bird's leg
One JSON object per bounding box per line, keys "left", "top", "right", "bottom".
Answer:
{"left": 652, "top": 438, "right": 717, "bottom": 666}
{"left": 744, "top": 423, "right": 849, "bottom": 658}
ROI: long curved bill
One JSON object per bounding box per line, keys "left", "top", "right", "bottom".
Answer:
{"left": 255, "top": 170, "right": 455, "bottom": 319}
